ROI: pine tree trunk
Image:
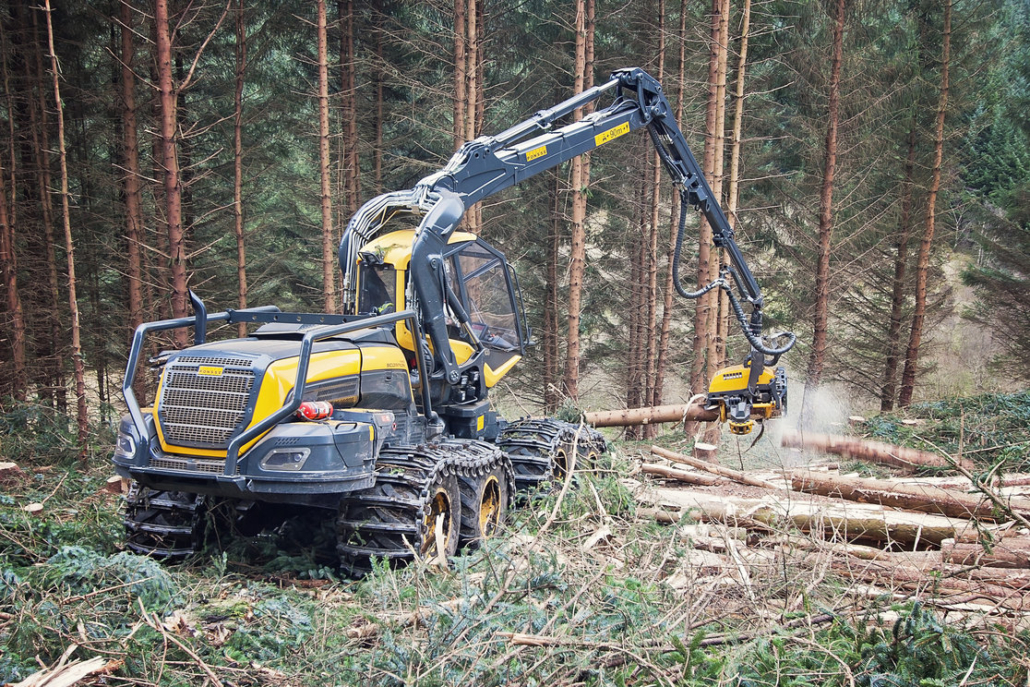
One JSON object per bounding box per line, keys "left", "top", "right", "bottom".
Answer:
{"left": 316, "top": 0, "right": 336, "bottom": 314}
{"left": 726, "top": 0, "right": 750, "bottom": 231}
{"left": 28, "top": 9, "right": 64, "bottom": 409}
{"left": 120, "top": 1, "right": 147, "bottom": 400}
{"left": 881, "top": 125, "right": 917, "bottom": 411}
{"left": 0, "top": 154, "right": 25, "bottom": 401}
{"left": 233, "top": 0, "right": 249, "bottom": 337}
{"left": 562, "top": 0, "right": 593, "bottom": 402}
{"left": 643, "top": 0, "right": 666, "bottom": 436}
{"left": 685, "top": 0, "right": 724, "bottom": 439}
{"left": 899, "top": 0, "right": 950, "bottom": 408}
{"left": 653, "top": 0, "right": 689, "bottom": 408}
{"left": 44, "top": 0, "right": 88, "bottom": 459}
{"left": 806, "top": 0, "right": 845, "bottom": 388}
{"left": 463, "top": 0, "right": 481, "bottom": 234}
{"left": 453, "top": 0, "right": 466, "bottom": 150}
{"left": 543, "top": 170, "right": 562, "bottom": 412}
{"left": 339, "top": 0, "right": 359, "bottom": 220}
{"left": 155, "top": 0, "right": 189, "bottom": 343}
{"left": 373, "top": 4, "right": 384, "bottom": 192}
{"left": 710, "top": 0, "right": 730, "bottom": 376}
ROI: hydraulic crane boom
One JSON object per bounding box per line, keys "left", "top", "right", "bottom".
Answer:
{"left": 340, "top": 67, "right": 795, "bottom": 433}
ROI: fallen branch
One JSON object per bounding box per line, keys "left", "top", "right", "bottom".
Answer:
{"left": 651, "top": 445, "right": 781, "bottom": 490}
{"left": 345, "top": 598, "right": 466, "bottom": 639}
{"left": 780, "top": 431, "right": 974, "bottom": 471}
{"left": 8, "top": 644, "right": 121, "bottom": 687}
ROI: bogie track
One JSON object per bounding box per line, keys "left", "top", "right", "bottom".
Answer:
{"left": 497, "top": 418, "right": 607, "bottom": 493}
{"left": 122, "top": 483, "right": 206, "bottom": 559}
{"left": 337, "top": 439, "right": 511, "bottom": 573}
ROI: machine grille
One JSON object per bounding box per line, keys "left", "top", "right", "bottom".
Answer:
{"left": 158, "top": 358, "right": 256, "bottom": 449}
{"left": 150, "top": 456, "right": 232, "bottom": 474}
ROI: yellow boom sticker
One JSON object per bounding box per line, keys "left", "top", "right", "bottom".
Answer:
{"left": 526, "top": 145, "right": 547, "bottom": 161}
{"left": 595, "top": 122, "right": 630, "bottom": 147}
{"left": 197, "top": 366, "right": 224, "bottom": 377}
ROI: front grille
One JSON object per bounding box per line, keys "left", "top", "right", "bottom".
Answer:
{"left": 158, "top": 358, "right": 256, "bottom": 449}
{"left": 151, "top": 456, "right": 232, "bottom": 474}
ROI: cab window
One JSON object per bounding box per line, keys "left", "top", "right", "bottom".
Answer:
{"left": 456, "top": 245, "right": 519, "bottom": 352}
{"left": 357, "top": 264, "right": 397, "bottom": 315}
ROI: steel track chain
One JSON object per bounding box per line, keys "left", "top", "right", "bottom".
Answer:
{"left": 122, "top": 482, "right": 206, "bottom": 558}
{"left": 496, "top": 418, "right": 607, "bottom": 493}
{"left": 337, "top": 438, "right": 513, "bottom": 574}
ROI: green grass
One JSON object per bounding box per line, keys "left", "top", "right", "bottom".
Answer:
{"left": 3, "top": 394, "right": 1030, "bottom": 685}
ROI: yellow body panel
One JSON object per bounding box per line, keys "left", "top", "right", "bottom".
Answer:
{"left": 707, "top": 364, "right": 775, "bottom": 395}
{"left": 360, "top": 229, "right": 476, "bottom": 272}
{"left": 483, "top": 354, "right": 521, "bottom": 388}
{"left": 155, "top": 345, "right": 408, "bottom": 458}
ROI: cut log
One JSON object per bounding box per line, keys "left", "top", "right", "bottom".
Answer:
{"left": 942, "top": 539, "right": 1030, "bottom": 569}
{"left": 693, "top": 441, "right": 718, "bottom": 461}
{"left": 0, "top": 461, "right": 24, "bottom": 484}
{"left": 638, "top": 486, "right": 991, "bottom": 546}
{"left": 789, "top": 470, "right": 1030, "bottom": 522}
{"left": 780, "top": 431, "right": 974, "bottom": 471}
{"left": 651, "top": 445, "right": 781, "bottom": 490}
{"left": 23, "top": 503, "right": 43, "bottom": 517}
{"left": 641, "top": 463, "right": 727, "bottom": 487}
{"left": 584, "top": 402, "right": 717, "bottom": 427}
{"left": 848, "top": 416, "right": 866, "bottom": 425}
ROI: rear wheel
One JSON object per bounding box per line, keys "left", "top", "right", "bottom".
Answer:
{"left": 458, "top": 452, "right": 511, "bottom": 546}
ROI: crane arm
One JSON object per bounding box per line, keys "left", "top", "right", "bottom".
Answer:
{"left": 340, "top": 67, "right": 794, "bottom": 388}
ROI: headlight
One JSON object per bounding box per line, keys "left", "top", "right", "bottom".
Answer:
{"left": 114, "top": 431, "right": 136, "bottom": 460}
{"left": 260, "top": 447, "right": 311, "bottom": 472}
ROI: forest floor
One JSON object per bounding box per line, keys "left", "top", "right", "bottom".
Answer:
{"left": 2, "top": 390, "right": 1030, "bottom": 686}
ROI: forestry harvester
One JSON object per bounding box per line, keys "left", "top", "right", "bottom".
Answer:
{"left": 112, "top": 68, "right": 795, "bottom": 568}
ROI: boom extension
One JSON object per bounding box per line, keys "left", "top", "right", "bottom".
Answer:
{"left": 340, "top": 67, "right": 796, "bottom": 434}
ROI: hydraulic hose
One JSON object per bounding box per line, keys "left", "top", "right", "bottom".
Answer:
{"left": 670, "top": 192, "right": 797, "bottom": 357}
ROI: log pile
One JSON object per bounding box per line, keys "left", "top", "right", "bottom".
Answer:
{"left": 635, "top": 438, "right": 1030, "bottom": 616}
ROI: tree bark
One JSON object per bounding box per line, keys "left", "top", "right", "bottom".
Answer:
{"left": 711, "top": 0, "right": 730, "bottom": 375}
{"left": 543, "top": 169, "right": 562, "bottom": 412}
{"left": 780, "top": 430, "right": 974, "bottom": 471}
{"left": 653, "top": 0, "right": 689, "bottom": 408}
{"left": 652, "top": 445, "right": 779, "bottom": 490}
{"left": 339, "top": 0, "right": 359, "bottom": 220}
{"left": 881, "top": 125, "right": 917, "bottom": 410}
{"left": 562, "top": 0, "right": 594, "bottom": 402}
{"left": 372, "top": 3, "right": 384, "bottom": 192}
{"left": 0, "top": 150, "right": 25, "bottom": 401}
{"left": 453, "top": 0, "right": 466, "bottom": 150}
{"left": 789, "top": 470, "right": 1029, "bottom": 522}
{"left": 316, "top": 0, "right": 335, "bottom": 313}
{"left": 807, "top": 0, "right": 845, "bottom": 388}
{"left": 233, "top": 0, "right": 248, "bottom": 337}
{"left": 45, "top": 0, "right": 88, "bottom": 459}
{"left": 899, "top": 0, "right": 950, "bottom": 408}
{"left": 643, "top": 0, "right": 666, "bottom": 435}
{"left": 155, "top": 0, "right": 189, "bottom": 344}
{"left": 584, "top": 402, "right": 720, "bottom": 427}
{"left": 941, "top": 540, "right": 1030, "bottom": 569}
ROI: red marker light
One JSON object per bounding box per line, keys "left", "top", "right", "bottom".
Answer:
{"left": 295, "top": 401, "right": 333, "bottom": 421}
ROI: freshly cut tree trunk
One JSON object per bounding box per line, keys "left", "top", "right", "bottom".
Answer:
{"left": 780, "top": 430, "right": 974, "bottom": 471}
{"left": 899, "top": 0, "right": 951, "bottom": 408}
{"left": 584, "top": 402, "right": 719, "bottom": 427}
{"left": 643, "top": 487, "right": 988, "bottom": 546}
{"left": 941, "top": 540, "right": 1030, "bottom": 569}
{"left": 641, "top": 463, "right": 728, "bottom": 487}
{"left": 807, "top": 0, "right": 845, "bottom": 388}
{"left": 651, "top": 445, "right": 779, "bottom": 489}
{"left": 789, "top": 470, "right": 1029, "bottom": 521}
{"left": 316, "top": 0, "right": 335, "bottom": 314}
{"left": 45, "top": 0, "right": 88, "bottom": 459}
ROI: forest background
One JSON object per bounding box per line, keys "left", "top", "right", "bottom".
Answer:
{"left": 1, "top": 0, "right": 1029, "bottom": 457}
